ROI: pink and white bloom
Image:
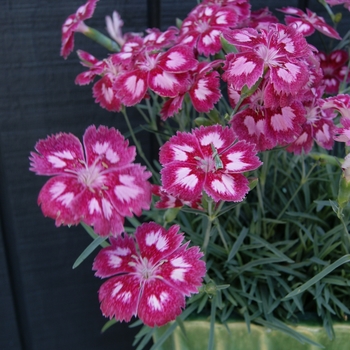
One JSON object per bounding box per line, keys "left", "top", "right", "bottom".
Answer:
{"left": 317, "top": 50, "right": 349, "bottom": 94}
{"left": 222, "top": 24, "right": 311, "bottom": 95}
{"left": 325, "top": 0, "right": 350, "bottom": 10}
{"left": 152, "top": 185, "right": 202, "bottom": 210}
{"left": 159, "top": 125, "right": 262, "bottom": 202}
{"left": 334, "top": 118, "right": 350, "bottom": 145}
{"left": 29, "top": 125, "right": 151, "bottom": 236}
{"left": 178, "top": 4, "right": 239, "bottom": 56}
{"left": 160, "top": 61, "right": 222, "bottom": 120}
{"left": 75, "top": 51, "right": 126, "bottom": 112}
{"left": 321, "top": 94, "right": 350, "bottom": 119}
{"left": 115, "top": 45, "right": 198, "bottom": 106}
{"left": 93, "top": 222, "right": 206, "bottom": 327}
{"left": 61, "top": 0, "right": 98, "bottom": 59}
{"left": 278, "top": 7, "right": 341, "bottom": 39}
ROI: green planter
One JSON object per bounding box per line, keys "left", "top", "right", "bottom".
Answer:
{"left": 153, "top": 320, "right": 350, "bottom": 350}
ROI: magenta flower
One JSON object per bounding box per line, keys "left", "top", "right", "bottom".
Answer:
{"left": 325, "top": 0, "right": 350, "bottom": 11}
{"left": 93, "top": 222, "right": 206, "bottom": 327}
{"left": 222, "top": 24, "right": 311, "bottom": 95}
{"left": 152, "top": 185, "right": 202, "bottom": 210}
{"left": 278, "top": 7, "right": 341, "bottom": 40}
{"left": 334, "top": 118, "right": 350, "bottom": 145}
{"left": 75, "top": 50, "right": 125, "bottom": 112}
{"left": 115, "top": 45, "right": 198, "bottom": 106}
{"left": 160, "top": 61, "right": 222, "bottom": 120}
{"left": 321, "top": 94, "right": 350, "bottom": 119}
{"left": 317, "top": 50, "right": 349, "bottom": 94}
{"left": 29, "top": 125, "right": 151, "bottom": 236}
{"left": 178, "top": 4, "right": 239, "bottom": 56}
{"left": 159, "top": 125, "right": 262, "bottom": 202}
{"left": 60, "top": 0, "right": 98, "bottom": 59}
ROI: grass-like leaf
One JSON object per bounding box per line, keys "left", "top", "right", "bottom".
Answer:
{"left": 283, "top": 254, "right": 350, "bottom": 300}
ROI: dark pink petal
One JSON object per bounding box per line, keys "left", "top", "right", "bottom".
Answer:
{"left": 157, "top": 45, "right": 198, "bottom": 73}
{"left": 73, "top": 189, "right": 125, "bottom": 236}
{"left": 115, "top": 70, "right": 148, "bottom": 106}
{"left": 60, "top": 0, "right": 99, "bottom": 59}
{"left": 148, "top": 68, "right": 189, "bottom": 98}
{"left": 93, "top": 235, "right": 137, "bottom": 278}
{"left": 270, "top": 59, "right": 309, "bottom": 95}
{"left": 283, "top": 17, "right": 315, "bottom": 36}
{"left": 189, "top": 71, "right": 221, "bottom": 113}
{"left": 193, "top": 124, "right": 236, "bottom": 155}
{"left": 230, "top": 108, "right": 276, "bottom": 151}
{"left": 158, "top": 243, "right": 206, "bottom": 296}
{"left": 265, "top": 102, "right": 306, "bottom": 144}
{"left": 286, "top": 124, "right": 313, "bottom": 154}
{"left": 160, "top": 163, "right": 205, "bottom": 201}
{"left": 321, "top": 94, "right": 350, "bottom": 118}
{"left": 159, "top": 130, "right": 199, "bottom": 165}
{"left": 160, "top": 94, "right": 185, "bottom": 120}
{"left": 135, "top": 223, "right": 184, "bottom": 264}
{"left": 313, "top": 119, "right": 335, "bottom": 150}
{"left": 221, "top": 140, "right": 263, "bottom": 173}
{"left": 83, "top": 125, "right": 136, "bottom": 168}
{"left": 93, "top": 76, "right": 123, "bottom": 112}
{"left": 223, "top": 52, "right": 264, "bottom": 90}
{"left": 29, "top": 132, "right": 85, "bottom": 175}
{"left": 98, "top": 275, "right": 139, "bottom": 322}
{"left": 205, "top": 172, "right": 250, "bottom": 202}
{"left": 77, "top": 49, "right": 100, "bottom": 65}
{"left": 197, "top": 28, "right": 225, "bottom": 56}
{"left": 105, "top": 164, "right": 151, "bottom": 217}
{"left": 137, "top": 279, "right": 185, "bottom": 327}
{"left": 37, "top": 176, "right": 82, "bottom": 227}
{"left": 334, "top": 117, "right": 350, "bottom": 145}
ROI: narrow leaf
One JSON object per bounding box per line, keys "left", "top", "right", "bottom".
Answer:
{"left": 283, "top": 254, "right": 350, "bottom": 300}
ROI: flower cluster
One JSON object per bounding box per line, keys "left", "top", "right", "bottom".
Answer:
{"left": 31, "top": 0, "right": 350, "bottom": 345}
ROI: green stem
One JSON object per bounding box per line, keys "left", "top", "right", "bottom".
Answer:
{"left": 84, "top": 26, "right": 120, "bottom": 52}
{"left": 121, "top": 108, "right": 159, "bottom": 181}
{"left": 202, "top": 200, "right": 214, "bottom": 253}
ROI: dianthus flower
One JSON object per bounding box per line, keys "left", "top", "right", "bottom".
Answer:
{"left": 325, "top": 0, "right": 350, "bottom": 10}
{"left": 93, "top": 222, "right": 206, "bottom": 327}
{"left": 317, "top": 50, "right": 349, "bottom": 94}
{"left": 321, "top": 94, "right": 350, "bottom": 118}
{"left": 61, "top": 0, "right": 98, "bottom": 59}
{"left": 75, "top": 50, "right": 125, "bottom": 112}
{"left": 152, "top": 185, "right": 202, "bottom": 210}
{"left": 29, "top": 125, "right": 151, "bottom": 236}
{"left": 178, "top": 4, "right": 239, "bottom": 56}
{"left": 278, "top": 7, "right": 341, "bottom": 39}
{"left": 159, "top": 125, "right": 262, "bottom": 202}
{"left": 222, "top": 24, "right": 312, "bottom": 95}
{"left": 160, "top": 60, "right": 222, "bottom": 120}
{"left": 115, "top": 44, "right": 198, "bottom": 106}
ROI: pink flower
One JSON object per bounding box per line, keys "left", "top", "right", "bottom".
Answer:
{"left": 178, "top": 4, "right": 239, "bottom": 56}
{"left": 29, "top": 125, "right": 151, "bottom": 236}
{"left": 321, "top": 94, "right": 350, "bottom": 119}
{"left": 160, "top": 61, "right": 222, "bottom": 120}
{"left": 278, "top": 7, "right": 341, "bottom": 39}
{"left": 115, "top": 45, "right": 198, "bottom": 106}
{"left": 334, "top": 118, "right": 350, "bottom": 145}
{"left": 152, "top": 185, "right": 202, "bottom": 210}
{"left": 61, "top": 0, "right": 98, "bottom": 59}
{"left": 222, "top": 24, "right": 311, "bottom": 95}
{"left": 317, "top": 50, "right": 349, "bottom": 94}
{"left": 325, "top": 0, "right": 350, "bottom": 10}
{"left": 93, "top": 222, "right": 206, "bottom": 327}
{"left": 75, "top": 51, "right": 125, "bottom": 112}
{"left": 159, "top": 125, "right": 262, "bottom": 202}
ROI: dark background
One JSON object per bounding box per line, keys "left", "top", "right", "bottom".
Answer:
{"left": 0, "top": 0, "right": 347, "bottom": 349}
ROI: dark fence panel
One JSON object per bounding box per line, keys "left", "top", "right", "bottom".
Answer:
{"left": 1, "top": 0, "right": 339, "bottom": 349}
